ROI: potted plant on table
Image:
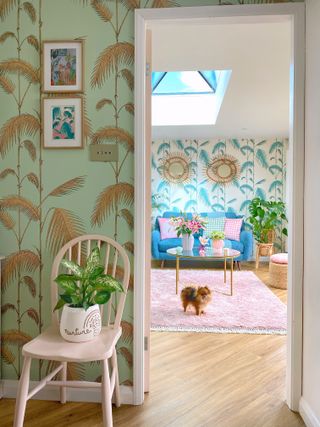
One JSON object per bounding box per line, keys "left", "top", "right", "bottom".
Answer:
{"left": 247, "top": 198, "right": 288, "bottom": 264}
{"left": 54, "top": 247, "right": 123, "bottom": 343}
{"left": 170, "top": 213, "right": 207, "bottom": 251}
{"left": 210, "top": 231, "right": 225, "bottom": 252}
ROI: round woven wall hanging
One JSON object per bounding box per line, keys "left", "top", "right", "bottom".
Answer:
{"left": 205, "top": 154, "right": 240, "bottom": 185}
{"left": 160, "top": 152, "right": 191, "bottom": 184}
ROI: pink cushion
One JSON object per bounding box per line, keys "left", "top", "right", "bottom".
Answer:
{"left": 224, "top": 218, "right": 243, "bottom": 241}
{"left": 158, "top": 218, "right": 178, "bottom": 240}
{"left": 270, "top": 253, "right": 288, "bottom": 264}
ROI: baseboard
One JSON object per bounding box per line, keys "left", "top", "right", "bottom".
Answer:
{"left": 300, "top": 397, "right": 320, "bottom": 427}
{"left": 1, "top": 379, "right": 133, "bottom": 405}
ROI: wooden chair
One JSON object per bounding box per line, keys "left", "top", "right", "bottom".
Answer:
{"left": 13, "top": 235, "right": 130, "bottom": 427}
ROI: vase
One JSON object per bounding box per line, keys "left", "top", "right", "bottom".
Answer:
{"left": 182, "top": 234, "right": 194, "bottom": 251}
{"left": 212, "top": 239, "right": 224, "bottom": 252}
{"left": 60, "top": 304, "right": 101, "bottom": 343}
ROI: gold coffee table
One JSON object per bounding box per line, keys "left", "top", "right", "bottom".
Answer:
{"left": 167, "top": 247, "right": 241, "bottom": 296}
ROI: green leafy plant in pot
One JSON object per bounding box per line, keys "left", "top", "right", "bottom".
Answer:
{"left": 210, "top": 231, "right": 225, "bottom": 251}
{"left": 54, "top": 247, "right": 123, "bottom": 343}
{"left": 247, "top": 198, "right": 287, "bottom": 259}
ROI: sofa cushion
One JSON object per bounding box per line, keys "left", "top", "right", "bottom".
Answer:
{"left": 158, "top": 238, "right": 182, "bottom": 252}
{"left": 223, "top": 239, "right": 244, "bottom": 253}
{"left": 205, "top": 217, "right": 225, "bottom": 236}
{"left": 158, "top": 217, "right": 177, "bottom": 239}
{"left": 224, "top": 218, "right": 243, "bottom": 241}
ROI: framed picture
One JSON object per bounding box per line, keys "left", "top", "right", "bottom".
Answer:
{"left": 42, "top": 97, "right": 83, "bottom": 149}
{"left": 42, "top": 40, "right": 84, "bottom": 93}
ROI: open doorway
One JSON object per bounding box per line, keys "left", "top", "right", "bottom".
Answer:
{"left": 132, "top": 3, "right": 301, "bottom": 418}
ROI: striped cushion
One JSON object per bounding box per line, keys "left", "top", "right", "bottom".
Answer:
{"left": 204, "top": 217, "right": 225, "bottom": 237}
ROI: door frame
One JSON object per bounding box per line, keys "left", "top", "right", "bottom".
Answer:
{"left": 133, "top": 2, "right": 305, "bottom": 410}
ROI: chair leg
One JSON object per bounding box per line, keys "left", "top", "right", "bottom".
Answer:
{"left": 237, "top": 261, "right": 241, "bottom": 271}
{"left": 60, "top": 362, "right": 67, "bottom": 404}
{"left": 102, "top": 358, "right": 113, "bottom": 427}
{"left": 111, "top": 349, "right": 120, "bottom": 407}
{"left": 13, "top": 356, "right": 32, "bottom": 427}
{"left": 161, "top": 260, "right": 164, "bottom": 269}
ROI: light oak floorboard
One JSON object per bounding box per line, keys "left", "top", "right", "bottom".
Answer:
{"left": 0, "top": 262, "right": 304, "bottom": 426}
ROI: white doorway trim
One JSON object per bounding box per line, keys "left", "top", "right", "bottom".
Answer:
{"left": 133, "top": 2, "right": 305, "bottom": 410}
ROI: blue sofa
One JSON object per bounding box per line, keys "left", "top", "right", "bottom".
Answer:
{"left": 152, "top": 211, "right": 253, "bottom": 263}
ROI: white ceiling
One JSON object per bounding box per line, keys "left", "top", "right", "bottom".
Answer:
{"left": 150, "top": 20, "right": 291, "bottom": 140}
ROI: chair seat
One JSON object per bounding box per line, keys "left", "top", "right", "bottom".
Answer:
{"left": 22, "top": 325, "right": 122, "bottom": 363}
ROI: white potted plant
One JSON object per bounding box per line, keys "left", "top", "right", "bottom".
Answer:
{"left": 54, "top": 247, "right": 123, "bottom": 343}
{"left": 210, "top": 231, "right": 225, "bottom": 252}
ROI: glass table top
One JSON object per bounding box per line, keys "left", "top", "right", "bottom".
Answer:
{"left": 167, "top": 247, "right": 240, "bottom": 259}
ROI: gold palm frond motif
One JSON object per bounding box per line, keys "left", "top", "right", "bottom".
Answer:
{"left": 96, "top": 98, "right": 112, "bottom": 111}
{"left": 91, "top": 182, "right": 134, "bottom": 226}
{"left": 119, "top": 0, "right": 140, "bottom": 10}
{"left": 0, "top": 59, "right": 39, "bottom": 83}
{"left": 0, "top": 168, "right": 15, "bottom": 179}
{"left": 48, "top": 176, "right": 85, "bottom": 197}
{"left": 120, "top": 320, "right": 133, "bottom": 344}
{"left": 0, "top": 0, "right": 17, "bottom": 20}
{"left": 0, "top": 75, "right": 15, "bottom": 93}
{"left": 91, "top": 42, "right": 134, "bottom": 88}
{"left": 26, "top": 172, "right": 39, "bottom": 189}
{"left": 120, "top": 68, "right": 134, "bottom": 91}
{"left": 0, "top": 113, "right": 40, "bottom": 157}
{"left": 2, "top": 250, "right": 40, "bottom": 291}
{"left": 152, "top": 0, "right": 180, "bottom": 6}
{"left": 27, "top": 308, "right": 39, "bottom": 325}
{"left": 123, "top": 241, "right": 134, "bottom": 254}
{"left": 23, "top": 140, "right": 36, "bottom": 161}
{"left": 119, "top": 208, "right": 133, "bottom": 229}
{"left": 67, "top": 362, "right": 86, "bottom": 381}
{"left": 1, "top": 346, "right": 15, "bottom": 365}
{"left": 121, "top": 379, "right": 133, "bottom": 386}
{"left": 118, "top": 347, "right": 133, "bottom": 367}
{"left": 91, "top": 126, "right": 134, "bottom": 152}
{"left": 0, "top": 211, "right": 15, "bottom": 230}
{"left": 1, "top": 330, "right": 32, "bottom": 345}
{"left": 0, "top": 195, "right": 40, "bottom": 220}
{"left": 1, "top": 303, "right": 16, "bottom": 314}
{"left": 205, "top": 154, "right": 240, "bottom": 185}
{"left": 91, "top": 0, "right": 112, "bottom": 22}
{"left": 46, "top": 208, "right": 85, "bottom": 255}
{"left": 22, "top": 276, "right": 36, "bottom": 297}
{"left": 124, "top": 103, "right": 134, "bottom": 115}
{"left": 23, "top": 1, "right": 36, "bottom": 23}
{"left": 0, "top": 31, "right": 15, "bottom": 43}
{"left": 26, "top": 35, "right": 39, "bottom": 51}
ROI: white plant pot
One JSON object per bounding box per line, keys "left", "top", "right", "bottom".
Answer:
{"left": 60, "top": 304, "right": 102, "bottom": 343}
{"left": 182, "top": 234, "right": 194, "bottom": 251}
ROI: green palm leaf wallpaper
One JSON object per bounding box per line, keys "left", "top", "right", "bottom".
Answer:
{"left": 0, "top": 0, "right": 301, "bottom": 385}
{"left": 152, "top": 138, "right": 288, "bottom": 251}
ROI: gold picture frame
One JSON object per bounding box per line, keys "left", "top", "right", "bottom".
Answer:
{"left": 42, "top": 40, "right": 84, "bottom": 93}
{"left": 42, "top": 96, "right": 84, "bottom": 149}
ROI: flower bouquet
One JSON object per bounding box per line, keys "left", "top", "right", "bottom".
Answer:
{"left": 170, "top": 214, "right": 207, "bottom": 251}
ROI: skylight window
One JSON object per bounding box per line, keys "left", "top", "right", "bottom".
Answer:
{"left": 152, "top": 69, "right": 232, "bottom": 126}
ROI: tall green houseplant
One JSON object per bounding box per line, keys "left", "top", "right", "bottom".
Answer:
{"left": 247, "top": 198, "right": 288, "bottom": 243}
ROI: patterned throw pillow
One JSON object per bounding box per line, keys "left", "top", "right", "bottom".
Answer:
{"left": 205, "top": 217, "right": 225, "bottom": 237}
{"left": 224, "top": 218, "right": 243, "bottom": 241}
{"left": 158, "top": 218, "right": 178, "bottom": 240}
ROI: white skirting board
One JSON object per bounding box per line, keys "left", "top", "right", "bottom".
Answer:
{"left": 299, "top": 397, "right": 320, "bottom": 427}
{"left": 0, "top": 380, "right": 133, "bottom": 405}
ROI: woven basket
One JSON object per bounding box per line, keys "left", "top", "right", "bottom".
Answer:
{"left": 257, "top": 243, "right": 273, "bottom": 256}
{"left": 269, "top": 261, "right": 288, "bottom": 289}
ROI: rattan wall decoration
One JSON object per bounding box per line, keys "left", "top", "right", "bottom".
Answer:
{"left": 205, "top": 154, "right": 240, "bottom": 185}
{"left": 160, "top": 152, "right": 192, "bottom": 184}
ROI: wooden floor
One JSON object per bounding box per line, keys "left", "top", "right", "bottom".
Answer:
{"left": 0, "top": 262, "right": 305, "bottom": 427}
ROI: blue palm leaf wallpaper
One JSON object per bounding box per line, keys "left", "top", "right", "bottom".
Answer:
{"left": 152, "top": 138, "right": 288, "bottom": 251}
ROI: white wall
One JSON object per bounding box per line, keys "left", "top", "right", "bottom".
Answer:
{"left": 301, "top": 1, "right": 320, "bottom": 425}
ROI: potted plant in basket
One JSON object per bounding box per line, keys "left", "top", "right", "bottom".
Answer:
{"left": 170, "top": 213, "right": 207, "bottom": 251}
{"left": 247, "top": 197, "right": 288, "bottom": 258}
{"left": 54, "top": 247, "right": 123, "bottom": 343}
{"left": 210, "top": 231, "right": 225, "bottom": 252}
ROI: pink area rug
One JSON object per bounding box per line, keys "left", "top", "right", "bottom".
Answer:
{"left": 151, "top": 269, "right": 287, "bottom": 335}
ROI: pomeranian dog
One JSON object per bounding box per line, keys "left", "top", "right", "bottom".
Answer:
{"left": 180, "top": 285, "right": 212, "bottom": 315}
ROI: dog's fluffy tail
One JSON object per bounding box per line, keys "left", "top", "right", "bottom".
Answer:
{"left": 181, "top": 286, "right": 197, "bottom": 301}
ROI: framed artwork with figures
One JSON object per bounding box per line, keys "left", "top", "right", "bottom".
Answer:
{"left": 42, "top": 97, "right": 83, "bottom": 149}
{"left": 42, "top": 40, "right": 84, "bottom": 93}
